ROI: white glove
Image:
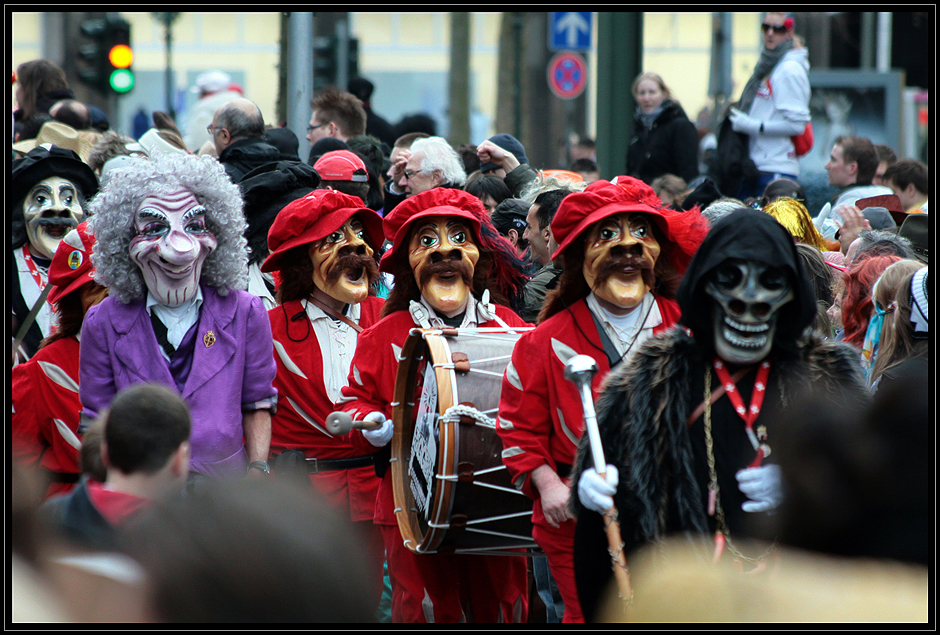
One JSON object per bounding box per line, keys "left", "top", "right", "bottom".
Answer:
{"left": 736, "top": 464, "right": 783, "bottom": 513}
{"left": 729, "top": 107, "right": 762, "bottom": 136}
{"left": 362, "top": 411, "right": 393, "bottom": 447}
{"left": 578, "top": 465, "right": 619, "bottom": 514}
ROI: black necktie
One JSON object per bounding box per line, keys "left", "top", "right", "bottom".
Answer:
{"left": 150, "top": 311, "right": 176, "bottom": 358}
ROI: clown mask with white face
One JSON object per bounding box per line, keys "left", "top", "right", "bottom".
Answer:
{"left": 129, "top": 188, "right": 218, "bottom": 307}
{"left": 23, "top": 176, "right": 85, "bottom": 260}
{"left": 309, "top": 217, "right": 378, "bottom": 307}
{"left": 408, "top": 217, "right": 480, "bottom": 317}
{"left": 582, "top": 212, "right": 661, "bottom": 314}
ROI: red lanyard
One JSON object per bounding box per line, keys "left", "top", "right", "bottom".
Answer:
{"left": 22, "top": 244, "right": 48, "bottom": 293}
{"left": 712, "top": 357, "right": 771, "bottom": 468}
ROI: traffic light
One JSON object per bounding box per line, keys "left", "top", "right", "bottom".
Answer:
{"left": 312, "top": 35, "right": 336, "bottom": 92}
{"left": 78, "top": 15, "right": 134, "bottom": 95}
{"left": 106, "top": 18, "right": 134, "bottom": 94}
{"left": 312, "top": 36, "right": 359, "bottom": 91}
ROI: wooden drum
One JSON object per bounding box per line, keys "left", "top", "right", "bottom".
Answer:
{"left": 391, "top": 326, "right": 537, "bottom": 555}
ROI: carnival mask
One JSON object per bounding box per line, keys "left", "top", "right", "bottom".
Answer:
{"left": 129, "top": 188, "right": 217, "bottom": 307}
{"left": 23, "top": 176, "right": 85, "bottom": 260}
{"left": 705, "top": 259, "right": 794, "bottom": 364}
{"left": 582, "top": 212, "right": 661, "bottom": 311}
{"left": 408, "top": 217, "right": 480, "bottom": 317}
{"left": 309, "top": 217, "right": 377, "bottom": 306}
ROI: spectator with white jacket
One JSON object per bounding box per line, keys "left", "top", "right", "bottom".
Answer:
{"left": 729, "top": 12, "right": 811, "bottom": 201}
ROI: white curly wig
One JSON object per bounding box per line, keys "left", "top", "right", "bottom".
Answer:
{"left": 88, "top": 153, "right": 248, "bottom": 304}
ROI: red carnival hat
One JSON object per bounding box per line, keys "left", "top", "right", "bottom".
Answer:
{"left": 48, "top": 220, "right": 96, "bottom": 304}
{"left": 379, "top": 188, "right": 490, "bottom": 273}
{"left": 261, "top": 189, "right": 383, "bottom": 273}
{"left": 551, "top": 176, "right": 707, "bottom": 273}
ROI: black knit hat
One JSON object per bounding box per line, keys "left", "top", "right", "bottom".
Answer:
{"left": 490, "top": 198, "right": 529, "bottom": 236}
{"left": 11, "top": 145, "right": 99, "bottom": 211}
{"left": 481, "top": 133, "right": 528, "bottom": 173}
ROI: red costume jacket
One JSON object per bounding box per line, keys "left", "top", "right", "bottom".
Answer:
{"left": 496, "top": 295, "right": 680, "bottom": 528}
{"left": 12, "top": 336, "right": 82, "bottom": 499}
{"left": 339, "top": 304, "right": 530, "bottom": 525}
{"left": 267, "top": 296, "right": 385, "bottom": 522}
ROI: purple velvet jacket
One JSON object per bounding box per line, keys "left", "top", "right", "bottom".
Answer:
{"left": 79, "top": 285, "right": 277, "bottom": 478}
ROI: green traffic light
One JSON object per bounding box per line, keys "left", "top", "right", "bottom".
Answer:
{"left": 109, "top": 68, "right": 134, "bottom": 93}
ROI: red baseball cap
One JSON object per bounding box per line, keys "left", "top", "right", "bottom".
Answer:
{"left": 379, "top": 188, "right": 489, "bottom": 273}
{"left": 314, "top": 150, "right": 369, "bottom": 182}
{"left": 550, "top": 177, "right": 672, "bottom": 261}
{"left": 48, "top": 221, "right": 97, "bottom": 304}
{"left": 261, "top": 189, "right": 383, "bottom": 273}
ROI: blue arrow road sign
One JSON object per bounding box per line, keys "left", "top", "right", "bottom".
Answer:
{"left": 549, "top": 12, "right": 592, "bottom": 51}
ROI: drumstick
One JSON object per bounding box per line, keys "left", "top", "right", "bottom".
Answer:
{"left": 325, "top": 411, "right": 385, "bottom": 436}
{"left": 564, "top": 355, "right": 634, "bottom": 607}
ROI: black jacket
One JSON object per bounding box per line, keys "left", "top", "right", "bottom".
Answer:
{"left": 626, "top": 100, "right": 699, "bottom": 185}
{"left": 238, "top": 161, "right": 321, "bottom": 266}
{"left": 41, "top": 477, "right": 120, "bottom": 551}
{"left": 708, "top": 111, "right": 759, "bottom": 199}
{"left": 218, "top": 137, "right": 288, "bottom": 183}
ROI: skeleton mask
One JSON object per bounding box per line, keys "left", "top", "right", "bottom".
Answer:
{"left": 408, "top": 217, "right": 480, "bottom": 317}
{"left": 309, "top": 217, "right": 376, "bottom": 306}
{"left": 23, "top": 176, "right": 85, "bottom": 260}
{"left": 705, "top": 259, "right": 794, "bottom": 364}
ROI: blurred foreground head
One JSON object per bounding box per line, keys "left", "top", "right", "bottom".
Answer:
{"left": 127, "top": 479, "right": 375, "bottom": 622}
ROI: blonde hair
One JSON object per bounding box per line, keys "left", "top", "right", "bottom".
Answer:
{"left": 632, "top": 72, "right": 673, "bottom": 101}
{"left": 762, "top": 197, "right": 829, "bottom": 252}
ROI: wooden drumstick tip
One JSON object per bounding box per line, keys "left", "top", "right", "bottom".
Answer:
{"left": 325, "top": 411, "right": 384, "bottom": 435}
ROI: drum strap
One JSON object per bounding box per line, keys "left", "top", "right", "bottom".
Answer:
{"left": 308, "top": 295, "right": 362, "bottom": 332}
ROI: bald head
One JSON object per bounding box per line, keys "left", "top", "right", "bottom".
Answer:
{"left": 211, "top": 98, "right": 265, "bottom": 152}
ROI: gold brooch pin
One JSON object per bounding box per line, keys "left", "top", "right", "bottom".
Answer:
{"left": 204, "top": 331, "right": 216, "bottom": 348}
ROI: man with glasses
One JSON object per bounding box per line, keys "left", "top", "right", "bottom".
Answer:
{"left": 383, "top": 136, "right": 467, "bottom": 215}
{"left": 209, "top": 98, "right": 285, "bottom": 183}
{"left": 728, "top": 12, "right": 811, "bottom": 201}
{"left": 306, "top": 88, "right": 367, "bottom": 160}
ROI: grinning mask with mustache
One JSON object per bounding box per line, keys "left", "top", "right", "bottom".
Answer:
{"left": 309, "top": 217, "right": 378, "bottom": 305}
{"left": 582, "top": 212, "right": 661, "bottom": 310}
{"left": 23, "top": 176, "right": 85, "bottom": 260}
{"left": 407, "top": 217, "right": 480, "bottom": 317}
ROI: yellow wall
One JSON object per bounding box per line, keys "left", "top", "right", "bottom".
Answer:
{"left": 12, "top": 12, "right": 762, "bottom": 142}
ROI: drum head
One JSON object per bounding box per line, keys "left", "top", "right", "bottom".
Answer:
{"left": 391, "top": 329, "right": 454, "bottom": 553}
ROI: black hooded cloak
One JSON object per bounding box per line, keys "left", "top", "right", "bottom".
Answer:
{"left": 569, "top": 208, "right": 869, "bottom": 621}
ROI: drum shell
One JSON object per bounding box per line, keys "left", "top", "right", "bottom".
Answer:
{"left": 391, "top": 327, "right": 537, "bottom": 555}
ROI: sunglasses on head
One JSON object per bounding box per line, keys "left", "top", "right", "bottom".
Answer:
{"left": 761, "top": 23, "right": 788, "bottom": 34}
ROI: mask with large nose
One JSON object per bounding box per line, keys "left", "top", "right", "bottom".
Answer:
{"left": 407, "top": 217, "right": 480, "bottom": 317}
{"left": 129, "top": 188, "right": 218, "bottom": 307}
{"left": 23, "top": 176, "right": 85, "bottom": 260}
{"left": 704, "top": 259, "right": 794, "bottom": 364}
{"left": 582, "top": 211, "right": 661, "bottom": 311}
{"left": 309, "top": 217, "right": 377, "bottom": 305}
